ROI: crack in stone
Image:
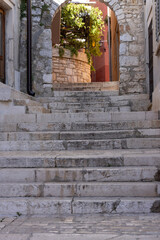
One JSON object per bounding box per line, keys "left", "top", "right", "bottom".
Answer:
{"left": 110, "top": 199, "right": 121, "bottom": 213}
{"left": 71, "top": 196, "right": 74, "bottom": 214}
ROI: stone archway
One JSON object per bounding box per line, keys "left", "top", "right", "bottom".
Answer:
{"left": 20, "top": 0, "right": 146, "bottom": 96}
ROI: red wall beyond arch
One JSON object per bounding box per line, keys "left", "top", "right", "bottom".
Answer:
{"left": 91, "top": 1, "right": 110, "bottom": 82}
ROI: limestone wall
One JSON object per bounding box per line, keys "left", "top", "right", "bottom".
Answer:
{"left": 52, "top": 48, "right": 91, "bottom": 84}
{"left": 0, "top": 0, "right": 21, "bottom": 90}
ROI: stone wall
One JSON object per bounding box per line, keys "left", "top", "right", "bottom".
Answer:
{"left": 19, "top": 0, "right": 146, "bottom": 96}
{"left": 52, "top": 48, "right": 91, "bottom": 84}
{"left": 0, "top": 0, "right": 21, "bottom": 90}
{"left": 144, "top": 0, "right": 160, "bottom": 110}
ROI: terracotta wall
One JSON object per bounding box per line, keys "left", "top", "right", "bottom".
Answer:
{"left": 91, "top": 1, "right": 110, "bottom": 82}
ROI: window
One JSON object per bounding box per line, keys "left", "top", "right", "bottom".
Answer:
{"left": 156, "top": 0, "right": 160, "bottom": 40}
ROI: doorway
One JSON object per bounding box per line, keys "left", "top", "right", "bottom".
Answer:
{"left": 0, "top": 8, "right": 5, "bottom": 83}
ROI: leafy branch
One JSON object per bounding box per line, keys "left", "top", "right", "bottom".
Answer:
{"left": 57, "top": 3, "right": 104, "bottom": 70}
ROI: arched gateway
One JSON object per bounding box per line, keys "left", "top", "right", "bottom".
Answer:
{"left": 20, "top": 0, "right": 146, "bottom": 96}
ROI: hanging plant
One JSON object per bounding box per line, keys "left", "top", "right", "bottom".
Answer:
{"left": 57, "top": 3, "right": 104, "bottom": 70}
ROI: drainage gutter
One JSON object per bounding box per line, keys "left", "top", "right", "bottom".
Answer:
{"left": 27, "top": 0, "right": 35, "bottom": 96}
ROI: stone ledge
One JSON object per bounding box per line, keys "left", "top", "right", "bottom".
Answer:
{"left": 52, "top": 48, "right": 89, "bottom": 63}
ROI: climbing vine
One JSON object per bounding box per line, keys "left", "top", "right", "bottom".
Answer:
{"left": 57, "top": 3, "right": 104, "bottom": 70}
{"left": 20, "top": 0, "right": 27, "bottom": 19}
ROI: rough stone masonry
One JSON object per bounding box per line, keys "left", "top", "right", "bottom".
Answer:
{"left": 20, "top": 0, "right": 146, "bottom": 96}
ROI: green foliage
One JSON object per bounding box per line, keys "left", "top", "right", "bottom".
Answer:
{"left": 41, "top": 3, "right": 50, "bottom": 13}
{"left": 58, "top": 3, "right": 104, "bottom": 69}
{"left": 58, "top": 46, "right": 65, "bottom": 58}
{"left": 20, "top": 0, "right": 27, "bottom": 19}
{"left": 16, "top": 212, "right": 22, "bottom": 216}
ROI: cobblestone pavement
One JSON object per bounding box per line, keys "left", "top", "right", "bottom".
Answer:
{"left": 0, "top": 214, "right": 160, "bottom": 239}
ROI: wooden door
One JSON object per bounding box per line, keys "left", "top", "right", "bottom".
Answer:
{"left": 0, "top": 8, "right": 5, "bottom": 83}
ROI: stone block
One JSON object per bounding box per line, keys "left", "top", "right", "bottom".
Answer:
{"left": 0, "top": 183, "right": 41, "bottom": 197}
{"left": 88, "top": 113, "right": 111, "bottom": 122}
{"left": 0, "top": 169, "right": 35, "bottom": 183}
{"left": 43, "top": 74, "right": 52, "bottom": 84}
{"left": 37, "top": 113, "right": 88, "bottom": 123}
{"left": 0, "top": 114, "right": 36, "bottom": 123}
{"left": 111, "top": 112, "right": 145, "bottom": 122}
{"left": 120, "top": 56, "right": 139, "bottom": 66}
{"left": 76, "top": 182, "right": 157, "bottom": 197}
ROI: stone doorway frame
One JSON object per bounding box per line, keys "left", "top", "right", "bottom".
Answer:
{"left": 20, "top": 0, "right": 146, "bottom": 96}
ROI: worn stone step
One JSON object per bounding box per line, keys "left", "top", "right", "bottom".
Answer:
{"left": 36, "top": 111, "right": 158, "bottom": 123}
{"left": 0, "top": 167, "right": 158, "bottom": 183}
{"left": 0, "top": 114, "right": 36, "bottom": 123}
{"left": 0, "top": 182, "right": 159, "bottom": 197}
{"left": 13, "top": 99, "right": 42, "bottom": 107}
{"left": 0, "top": 106, "right": 26, "bottom": 114}
{"left": 66, "top": 138, "right": 160, "bottom": 150}
{"left": 52, "top": 82, "right": 119, "bottom": 90}
{"left": 37, "top": 93, "right": 150, "bottom": 111}
{"left": 49, "top": 107, "right": 131, "bottom": 113}
{"left": 0, "top": 150, "right": 160, "bottom": 168}
{"left": 1, "top": 112, "right": 156, "bottom": 124}
{"left": 1, "top": 138, "right": 160, "bottom": 151}
{"left": 1, "top": 129, "right": 160, "bottom": 141}
{"left": 48, "top": 101, "right": 130, "bottom": 109}
{"left": 14, "top": 120, "right": 160, "bottom": 132}
{"left": 37, "top": 93, "right": 148, "bottom": 103}
{"left": 50, "top": 107, "right": 131, "bottom": 113}
{"left": 26, "top": 106, "right": 50, "bottom": 114}
{"left": 53, "top": 90, "right": 119, "bottom": 97}
{"left": 0, "top": 197, "right": 159, "bottom": 216}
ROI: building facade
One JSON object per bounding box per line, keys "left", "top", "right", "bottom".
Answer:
{"left": 144, "top": 0, "right": 160, "bottom": 110}
{"left": 0, "top": 0, "right": 20, "bottom": 90}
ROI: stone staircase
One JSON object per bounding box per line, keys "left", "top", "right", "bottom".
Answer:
{"left": 0, "top": 84, "right": 160, "bottom": 216}
{"left": 0, "top": 83, "right": 50, "bottom": 114}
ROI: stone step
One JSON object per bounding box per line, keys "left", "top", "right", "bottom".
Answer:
{"left": 35, "top": 111, "right": 159, "bottom": 123}
{"left": 0, "top": 166, "right": 158, "bottom": 183}
{"left": 37, "top": 94, "right": 149, "bottom": 103}
{"left": 48, "top": 101, "right": 130, "bottom": 109}
{"left": 0, "top": 138, "right": 160, "bottom": 151}
{"left": 0, "top": 105, "right": 49, "bottom": 114}
{"left": 50, "top": 107, "right": 121, "bottom": 113}
{"left": 0, "top": 182, "right": 159, "bottom": 197}
{"left": 37, "top": 93, "right": 150, "bottom": 111}
{"left": 53, "top": 91, "right": 119, "bottom": 97}
{"left": 13, "top": 99, "right": 42, "bottom": 107}
{"left": 0, "top": 150, "right": 159, "bottom": 168}
{"left": 52, "top": 106, "right": 131, "bottom": 113}
{"left": 0, "top": 129, "right": 160, "bottom": 141}
{"left": 52, "top": 82, "right": 119, "bottom": 90}
{"left": 14, "top": 120, "right": 160, "bottom": 132}
{"left": 0, "top": 114, "right": 36, "bottom": 123}
{"left": 13, "top": 99, "right": 50, "bottom": 113}
{"left": 1, "top": 110, "right": 151, "bottom": 125}
{"left": 26, "top": 106, "right": 51, "bottom": 114}
{"left": 0, "top": 82, "right": 34, "bottom": 102}
{"left": 0, "top": 197, "right": 159, "bottom": 215}
{"left": 0, "top": 106, "right": 26, "bottom": 114}
{"left": 49, "top": 106, "right": 131, "bottom": 113}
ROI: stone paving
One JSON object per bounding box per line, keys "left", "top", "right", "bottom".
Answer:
{"left": 0, "top": 214, "right": 160, "bottom": 239}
